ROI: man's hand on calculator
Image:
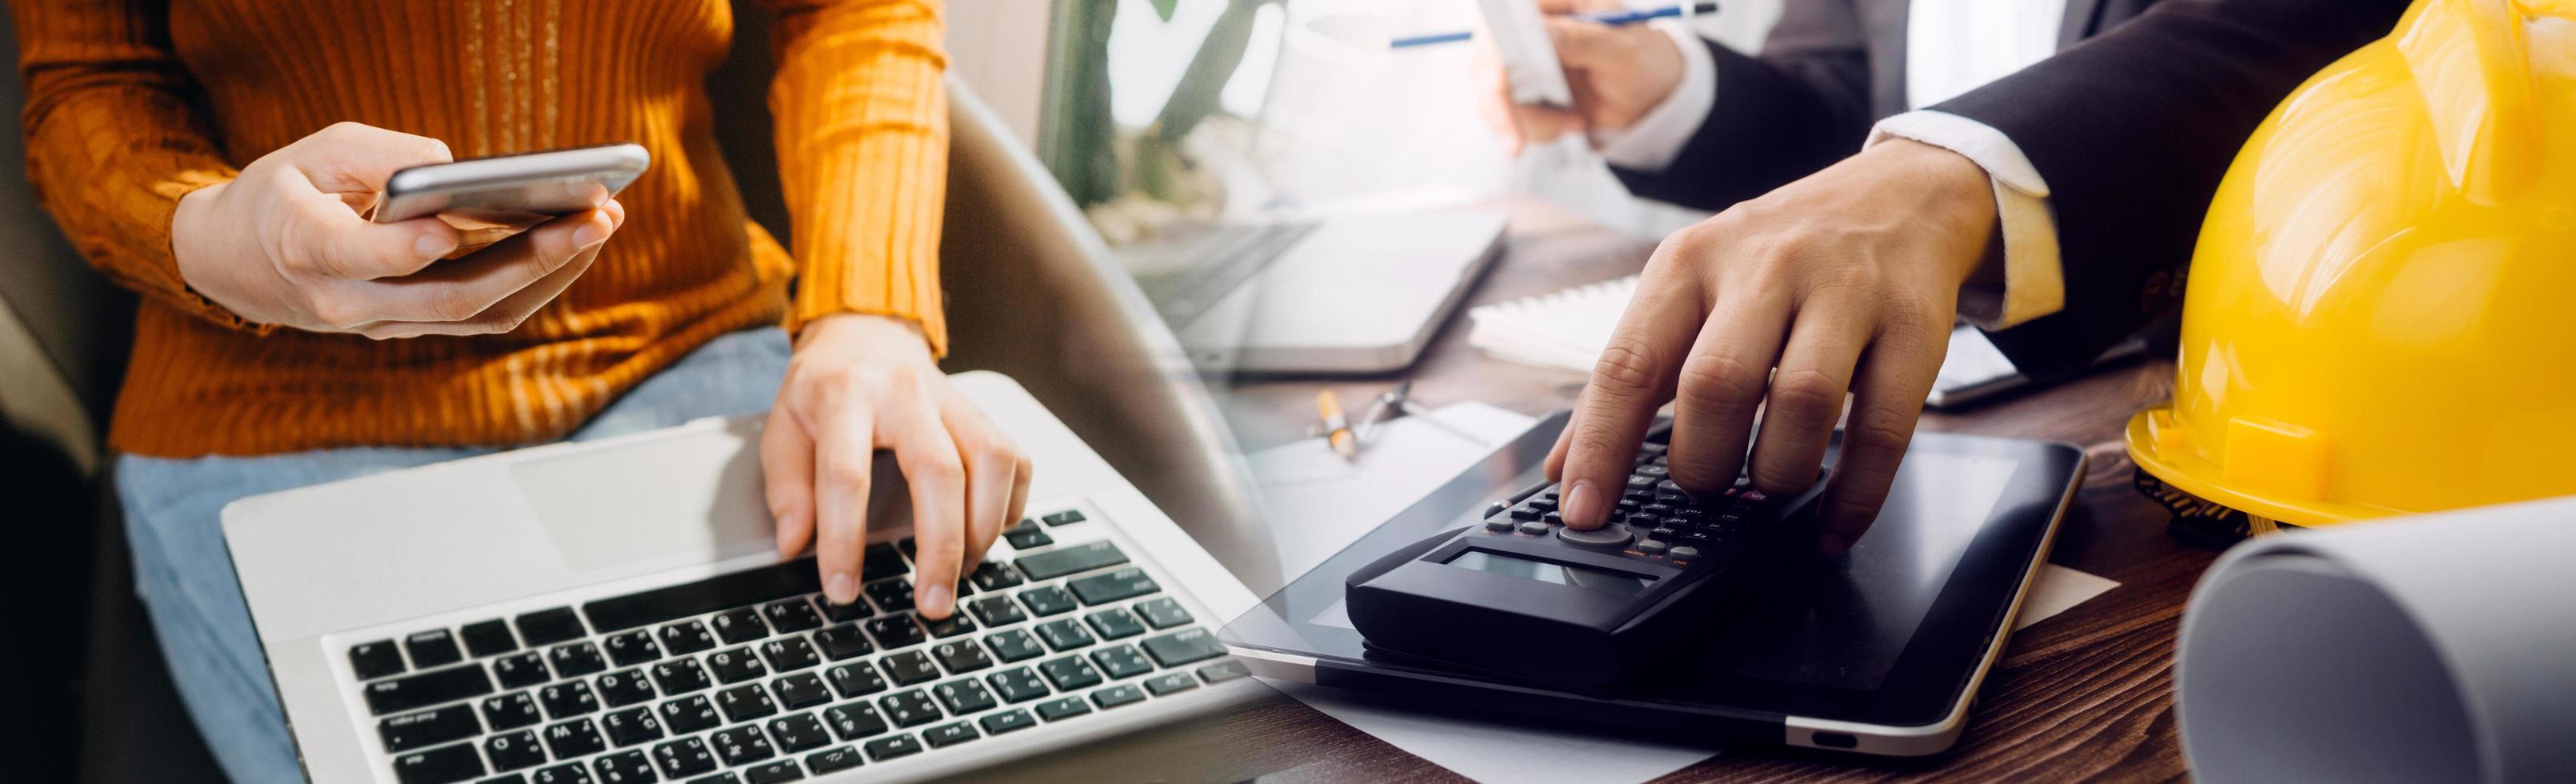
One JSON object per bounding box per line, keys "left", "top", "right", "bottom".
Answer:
{"left": 1545, "top": 139, "right": 1998, "bottom": 555}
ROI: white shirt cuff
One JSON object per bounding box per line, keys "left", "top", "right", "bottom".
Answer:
{"left": 1866, "top": 110, "right": 2065, "bottom": 330}
{"left": 1592, "top": 22, "right": 1715, "bottom": 173}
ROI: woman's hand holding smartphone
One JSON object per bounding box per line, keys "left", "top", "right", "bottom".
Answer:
{"left": 171, "top": 122, "right": 633, "bottom": 338}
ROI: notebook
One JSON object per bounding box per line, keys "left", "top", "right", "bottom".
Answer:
{"left": 1465, "top": 276, "right": 2139, "bottom": 407}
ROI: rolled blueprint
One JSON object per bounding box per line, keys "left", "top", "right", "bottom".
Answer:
{"left": 2178, "top": 495, "right": 2576, "bottom": 783}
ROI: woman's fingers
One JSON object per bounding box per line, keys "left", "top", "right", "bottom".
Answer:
{"left": 762, "top": 406, "right": 820, "bottom": 562}
{"left": 342, "top": 208, "right": 613, "bottom": 325}
{"left": 810, "top": 389, "right": 879, "bottom": 606}
{"left": 944, "top": 388, "right": 1021, "bottom": 571}
{"left": 884, "top": 380, "right": 970, "bottom": 620}
{"left": 1744, "top": 291, "right": 1870, "bottom": 494}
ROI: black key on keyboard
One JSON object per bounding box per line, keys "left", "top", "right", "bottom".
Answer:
{"left": 542, "top": 718, "right": 607, "bottom": 758}
{"left": 600, "top": 706, "right": 664, "bottom": 746}
{"left": 762, "top": 599, "right": 825, "bottom": 634}
{"left": 515, "top": 608, "right": 587, "bottom": 647}
{"left": 878, "top": 650, "right": 941, "bottom": 686}
{"left": 767, "top": 711, "right": 831, "bottom": 752}
{"left": 806, "top": 745, "right": 865, "bottom": 774}
{"left": 483, "top": 730, "right": 546, "bottom": 772}
{"left": 652, "top": 736, "right": 718, "bottom": 779}
{"left": 381, "top": 703, "right": 482, "bottom": 752}
{"left": 1037, "top": 655, "right": 1104, "bottom": 691}
{"left": 710, "top": 724, "right": 775, "bottom": 766}
{"left": 482, "top": 691, "right": 542, "bottom": 730}
{"left": 1068, "top": 568, "right": 1160, "bottom": 606}
{"left": 538, "top": 681, "right": 598, "bottom": 718}
{"left": 932, "top": 678, "right": 998, "bottom": 715}
{"left": 706, "top": 646, "right": 768, "bottom": 684}
{"left": 759, "top": 637, "right": 822, "bottom": 672}
{"left": 862, "top": 578, "right": 915, "bottom": 614}
{"left": 1016, "top": 586, "right": 1078, "bottom": 617}
{"left": 1090, "top": 683, "right": 1146, "bottom": 709}
{"left": 983, "top": 629, "right": 1045, "bottom": 662}
{"left": 1090, "top": 646, "right": 1152, "bottom": 680}
{"left": 922, "top": 614, "right": 978, "bottom": 638}
{"left": 546, "top": 642, "right": 607, "bottom": 678}
{"left": 1034, "top": 694, "right": 1092, "bottom": 722}
{"left": 922, "top": 721, "right": 979, "bottom": 748}
{"left": 366, "top": 663, "right": 494, "bottom": 715}
{"left": 462, "top": 620, "right": 519, "bottom": 658}
{"left": 1083, "top": 608, "right": 1146, "bottom": 640}
{"left": 658, "top": 694, "right": 721, "bottom": 734}
{"left": 601, "top": 630, "right": 660, "bottom": 666}
{"left": 966, "top": 595, "right": 1027, "bottom": 627}
{"left": 822, "top": 701, "right": 889, "bottom": 740}
{"left": 716, "top": 683, "right": 778, "bottom": 722}
{"left": 811, "top": 625, "right": 873, "bottom": 661}
{"left": 527, "top": 762, "right": 589, "bottom": 784}
{"left": 862, "top": 734, "right": 922, "bottom": 761}
{"left": 986, "top": 668, "right": 1050, "bottom": 704}
{"left": 405, "top": 630, "right": 464, "bottom": 668}
{"left": 877, "top": 690, "right": 942, "bottom": 728}
{"left": 862, "top": 614, "right": 926, "bottom": 650}
{"left": 771, "top": 672, "right": 832, "bottom": 709}
{"left": 1001, "top": 520, "right": 1053, "bottom": 550}
{"left": 826, "top": 663, "right": 888, "bottom": 698}
{"left": 711, "top": 608, "right": 770, "bottom": 644}
{"left": 589, "top": 750, "right": 653, "bottom": 783}
{"left": 350, "top": 639, "right": 406, "bottom": 680}
{"left": 1198, "top": 660, "right": 1250, "bottom": 683}
{"left": 979, "top": 708, "right": 1038, "bottom": 735}
{"left": 933, "top": 640, "right": 993, "bottom": 674}
{"left": 1132, "top": 598, "right": 1193, "bottom": 630}
{"left": 1014, "top": 541, "right": 1126, "bottom": 581}
{"left": 742, "top": 762, "right": 802, "bottom": 784}
{"left": 392, "top": 742, "right": 484, "bottom": 784}
{"left": 862, "top": 542, "right": 907, "bottom": 578}
{"left": 1140, "top": 628, "right": 1226, "bottom": 668}
{"left": 967, "top": 562, "right": 1024, "bottom": 592}
{"left": 1033, "top": 618, "right": 1094, "bottom": 651}
{"left": 816, "top": 598, "right": 872, "bottom": 624}
{"left": 658, "top": 620, "right": 717, "bottom": 656}
{"left": 1040, "top": 510, "right": 1087, "bottom": 526}
{"left": 594, "top": 669, "right": 655, "bottom": 707}
{"left": 582, "top": 559, "right": 822, "bottom": 634}
{"left": 650, "top": 659, "right": 711, "bottom": 694}
{"left": 1143, "top": 671, "right": 1198, "bottom": 696}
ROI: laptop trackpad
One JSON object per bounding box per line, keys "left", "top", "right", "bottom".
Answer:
{"left": 510, "top": 426, "right": 777, "bottom": 573}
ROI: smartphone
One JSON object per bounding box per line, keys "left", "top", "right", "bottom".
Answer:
{"left": 371, "top": 142, "right": 650, "bottom": 256}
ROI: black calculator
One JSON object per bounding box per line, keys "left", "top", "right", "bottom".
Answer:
{"left": 1344, "top": 425, "right": 1829, "bottom": 687}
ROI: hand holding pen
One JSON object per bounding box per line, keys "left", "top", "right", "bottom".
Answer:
{"left": 1465, "top": 1, "right": 1702, "bottom": 156}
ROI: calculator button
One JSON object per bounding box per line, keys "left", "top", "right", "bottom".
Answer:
{"left": 1515, "top": 521, "right": 1550, "bottom": 535}
{"left": 1669, "top": 546, "right": 1702, "bottom": 560}
{"left": 1556, "top": 523, "right": 1632, "bottom": 549}
{"left": 1485, "top": 518, "right": 1515, "bottom": 532}
{"left": 1637, "top": 539, "right": 1670, "bottom": 555}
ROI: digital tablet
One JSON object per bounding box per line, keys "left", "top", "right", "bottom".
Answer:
{"left": 1219, "top": 414, "right": 2086, "bottom": 756}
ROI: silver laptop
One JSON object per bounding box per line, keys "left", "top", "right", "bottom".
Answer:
{"left": 224, "top": 372, "right": 1266, "bottom": 783}
{"left": 1126, "top": 207, "right": 1508, "bottom": 374}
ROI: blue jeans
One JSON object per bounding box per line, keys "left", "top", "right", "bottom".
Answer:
{"left": 116, "top": 327, "right": 792, "bottom": 783}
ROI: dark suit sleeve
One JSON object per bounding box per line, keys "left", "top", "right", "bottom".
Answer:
{"left": 1608, "top": 1, "right": 1876, "bottom": 210}
{"left": 1932, "top": 0, "right": 2410, "bottom": 375}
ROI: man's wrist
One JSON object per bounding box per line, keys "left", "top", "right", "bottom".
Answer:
{"left": 1878, "top": 138, "right": 1999, "bottom": 286}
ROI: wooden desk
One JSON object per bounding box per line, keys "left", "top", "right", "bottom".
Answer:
{"left": 1184, "top": 200, "right": 2209, "bottom": 782}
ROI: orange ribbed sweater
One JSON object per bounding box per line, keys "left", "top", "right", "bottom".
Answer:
{"left": 13, "top": 0, "right": 950, "bottom": 457}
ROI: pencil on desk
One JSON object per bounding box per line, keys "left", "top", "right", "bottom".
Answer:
{"left": 1318, "top": 390, "right": 1358, "bottom": 461}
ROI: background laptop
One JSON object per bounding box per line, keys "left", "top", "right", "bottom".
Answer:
{"left": 227, "top": 374, "right": 1263, "bottom": 783}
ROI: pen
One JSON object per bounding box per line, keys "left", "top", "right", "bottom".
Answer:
{"left": 1389, "top": 2, "right": 1720, "bottom": 48}
{"left": 1318, "top": 390, "right": 1358, "bottom": 462}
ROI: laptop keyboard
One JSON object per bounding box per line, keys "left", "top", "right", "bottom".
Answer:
{"left": 342, "top": 508, "right": 1247, "bottom": 783}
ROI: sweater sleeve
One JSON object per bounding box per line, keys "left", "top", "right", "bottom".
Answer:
{"left": 13, "top": 0, "right": 250, "bottom": 329}
{"left": 762, "top": 0, "right": 950, "bottom": 355}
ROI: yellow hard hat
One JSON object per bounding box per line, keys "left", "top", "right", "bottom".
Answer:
{"left": 2127, "top": 0, "right": 2576, "bottom": 528}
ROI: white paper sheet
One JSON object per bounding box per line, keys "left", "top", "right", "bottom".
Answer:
{"left": 1271, "top": 566, "right": 2119, "bottom": 783}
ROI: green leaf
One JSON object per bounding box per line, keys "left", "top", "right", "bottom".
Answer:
{"left": 1147, "top": 0, "right": 1177, "bottom": 22}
